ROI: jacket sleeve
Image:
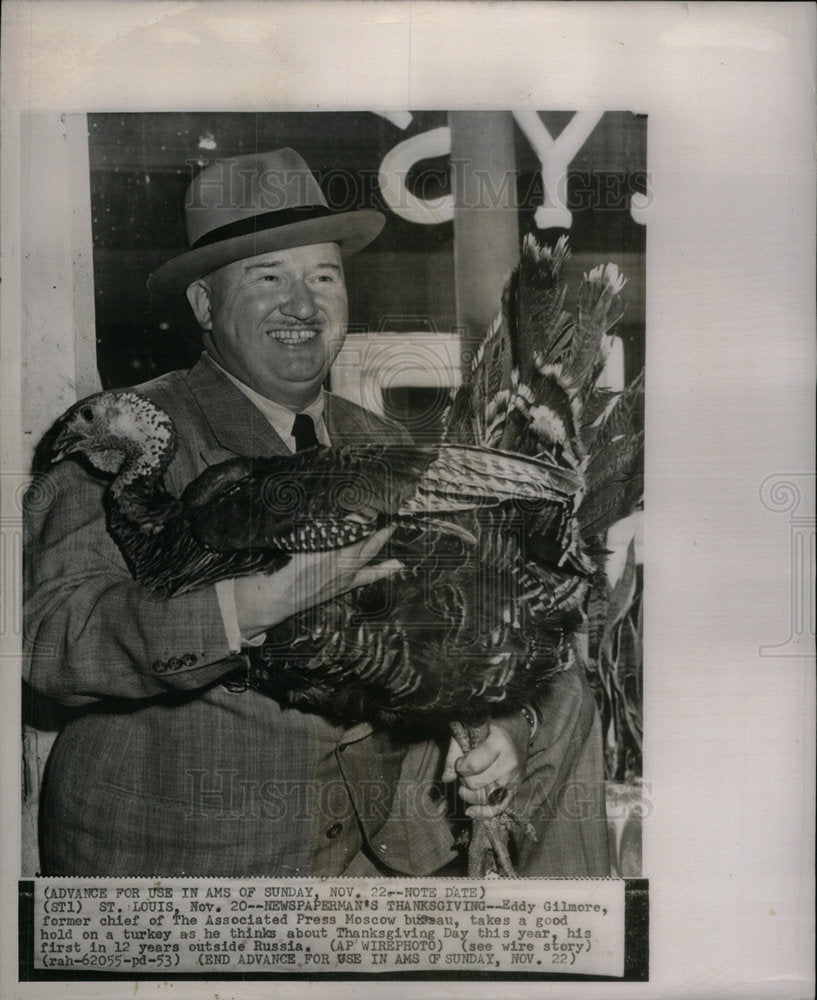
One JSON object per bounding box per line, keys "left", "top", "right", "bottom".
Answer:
{"left": 515, "top": 666, "right": 606, "bottom": 825}
{"left": 24, "top": 458, "right": 241, "bottom": 707}
{"left": 514, "top": 666, "right": 610, "bottom": 876}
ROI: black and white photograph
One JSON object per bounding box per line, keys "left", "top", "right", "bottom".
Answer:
{"left": 1, "top": 2, "right": 813, "bottom": 998}
{"left": 21, "top": 109, "right": 645, "bottom": 886}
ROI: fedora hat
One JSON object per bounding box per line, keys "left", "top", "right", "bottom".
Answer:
{"left": 148, "top": 147, "right": 385, "bottom": 294}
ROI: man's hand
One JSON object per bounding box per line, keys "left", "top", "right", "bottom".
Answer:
{"left": 234, "top": 526, "right": 400, "bottom": 639}
{"left": 442, "top": 714, "right": 531, "bottom": 819}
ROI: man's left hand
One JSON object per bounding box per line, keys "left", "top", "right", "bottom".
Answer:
{"left": 441, "top": 714, "right": 531, "bottom": 820}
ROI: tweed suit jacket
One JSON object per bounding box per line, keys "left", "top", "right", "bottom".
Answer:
{"left": 25, "top": 354, "right": 457, "bottom": 876}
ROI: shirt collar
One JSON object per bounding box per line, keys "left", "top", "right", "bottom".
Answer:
{"left": 203, "top": 351, "right": 326, "bottom": 448}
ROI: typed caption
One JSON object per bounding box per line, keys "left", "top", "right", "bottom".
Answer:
{"left": 34, "top": 878, "right": 626, "bottom": 977}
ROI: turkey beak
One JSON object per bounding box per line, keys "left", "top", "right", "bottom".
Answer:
{"left": 52, "top": 428, "right": 82, "bottom": 463}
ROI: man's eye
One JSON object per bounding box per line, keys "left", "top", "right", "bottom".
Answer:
{"left": 261, "top": 274, "right": 280, "bottom": 282}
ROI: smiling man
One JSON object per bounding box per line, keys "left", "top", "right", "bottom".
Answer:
{"left": 186, "top": 243, "right": 349, "bottom": 408}
{"left": 24, "top": 148, "right": 583, "bottom": 878}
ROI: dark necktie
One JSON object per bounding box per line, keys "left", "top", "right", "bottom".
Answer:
{"left": 292, "top": 412, "right": 320, "bottom": 452}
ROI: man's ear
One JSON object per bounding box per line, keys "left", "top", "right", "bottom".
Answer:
{"left": 186, "top": 280, "right": 213, "bottom": 330}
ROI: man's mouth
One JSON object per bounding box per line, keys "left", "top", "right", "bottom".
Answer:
{"left": 266, "top": 328, "right": 320, "bottom": 345}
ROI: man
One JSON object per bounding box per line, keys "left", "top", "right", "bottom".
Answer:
{"left": 25, "top": 148, "right": 608, "bottom": 877}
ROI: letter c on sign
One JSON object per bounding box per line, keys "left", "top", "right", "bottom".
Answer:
{"left": 378, "top": 127, "right": 454, "bottom": 225}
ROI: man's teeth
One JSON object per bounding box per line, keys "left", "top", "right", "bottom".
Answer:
{"left": 268, "top": 328, "right": 319, "bottom": 344}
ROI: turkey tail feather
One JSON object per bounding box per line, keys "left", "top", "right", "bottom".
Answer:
{"left": 510, "top": 234, "right": 573, "bottom": 384}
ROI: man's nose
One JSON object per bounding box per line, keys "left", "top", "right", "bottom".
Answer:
{"left": 280, "top": 279, "right": 318, "bottom": 320}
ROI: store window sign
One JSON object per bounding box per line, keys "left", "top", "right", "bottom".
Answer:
{"left": 374, "top": 110, "right": 639, "bottom": 229}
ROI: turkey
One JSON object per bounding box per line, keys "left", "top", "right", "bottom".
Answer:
{"left": 50, "top": 234, "right": 643, "bottom": 876}
{"left": 51, "top": 401, "right": 582, "bottom": 596}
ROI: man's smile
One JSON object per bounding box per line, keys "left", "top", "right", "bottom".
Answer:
{"left": 266, "top": 327, "right": 321, "bottom": 345}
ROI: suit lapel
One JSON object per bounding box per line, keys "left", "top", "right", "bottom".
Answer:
{"left": 181, "top": 356, "right": 402, "bottom": 462}
{"left": 182, "top": 355, "right": 291, "bottom": 460}
{"left": 325, "top": 392, "right": 384, "bottom": 444}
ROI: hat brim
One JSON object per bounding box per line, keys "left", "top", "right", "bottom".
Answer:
{"left": 147, "top": 210, "right": 385, "bottom": 295}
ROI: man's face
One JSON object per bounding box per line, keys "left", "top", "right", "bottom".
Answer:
{"left": 192, "top": 242, "right": 349, "bottom": 408}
